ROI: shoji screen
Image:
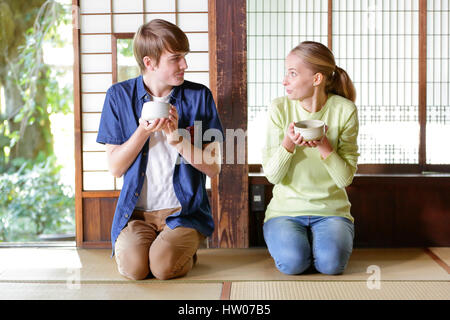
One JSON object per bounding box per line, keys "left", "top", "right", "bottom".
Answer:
{"left": 247, "top": 0, "right": 328, "bottom": 164}
{"left": 79, "top": 0, "right": 209, "bottom": 191}
{"left": 333, "top": 0, "right": 420, "bottom": 164}
{"left": 76, "top": 0, "right": 209, "bottom": 246}
{"left": 427, "top": 0, "right": 450, "bottom": 164}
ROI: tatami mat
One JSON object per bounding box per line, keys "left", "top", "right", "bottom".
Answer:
{"left": 429, "top": 247, "right": 450, "bottom": 266}
{"left": 230, "top": 281, "right": 450, "bottom": 300}
{"left": 0, "top": 282, "right": 223, "bottom": 300}
{"left": 187, "top": 248, "right": 450, "bottom": 281}
{"left": 0, "top": 247, "right": 449, "bottom": 282}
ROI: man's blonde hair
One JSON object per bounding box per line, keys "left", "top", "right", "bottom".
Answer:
{"left": 133, "top": 19, "right": 190, "bottom": 72}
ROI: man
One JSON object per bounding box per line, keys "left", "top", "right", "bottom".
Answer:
{"left": 96, "top": 19, "right": 223, "bottom": 280}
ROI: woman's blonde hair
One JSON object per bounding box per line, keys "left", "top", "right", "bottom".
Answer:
{"left": 133, "top": 19, "right": 190, "bottom": 72}
{"left": 290, "top": 41, "right": 356, "bottom": 102}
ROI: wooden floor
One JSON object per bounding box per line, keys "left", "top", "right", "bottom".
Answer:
{"left": 0, "top": 247, "right": 448, "bottom": 300}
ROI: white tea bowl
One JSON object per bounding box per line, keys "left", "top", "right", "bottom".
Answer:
{"left": 141, "top": 101, "right": 170, "bottom": 121}
{"left": 294, "top": 120, "right": 326, "bottom": 141}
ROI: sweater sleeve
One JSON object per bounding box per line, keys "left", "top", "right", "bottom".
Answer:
{"left": 321, "top": 109, "right": 360, "bottom": 188}
{"left": 261, "top": 102, "right": 294, "bottom": 185}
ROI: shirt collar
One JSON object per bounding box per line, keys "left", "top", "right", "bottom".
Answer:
{"left": 137, "top": 74, "right": 182, "bottom": 101}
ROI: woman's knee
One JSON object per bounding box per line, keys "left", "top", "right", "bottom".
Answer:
{"left": 313, "top": 250, "right": 352, "bottom": 275}
{"left": 271, "top": 248, "right": 311, "bottom": 275}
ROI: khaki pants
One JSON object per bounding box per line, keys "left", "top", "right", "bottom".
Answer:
{"left": 114, "top": 207, "right": 204, "bottom": 280}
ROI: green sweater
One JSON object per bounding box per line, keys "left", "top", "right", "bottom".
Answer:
{"left": 261, "top": 94, "right": 359, "bottom": 223}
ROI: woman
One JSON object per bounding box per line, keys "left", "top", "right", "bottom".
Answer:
{"left": 262, "top": 41, "right": 359, "bottom": 275}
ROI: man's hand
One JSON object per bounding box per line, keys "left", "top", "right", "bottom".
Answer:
{"left": 162, "top": 105, "right": 182, "bottom": 146}
{"left": 139, "top": 117, "right": 168, "bottom": 133}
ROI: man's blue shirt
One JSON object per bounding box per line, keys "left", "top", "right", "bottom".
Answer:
{"left": 96, "top": 75, "right": 223, "bottom": 255}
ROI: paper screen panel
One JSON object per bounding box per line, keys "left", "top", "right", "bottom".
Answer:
{"left": 145, "top": 13, "right": 176, "bottom": 24}
{"left": 184, "top": 72, "right": 209, "bottom": 88}
{"left": 247, "top": 0, "right": 328, "bottom": 164}
{"left": 82, "top": 133, "right": 105, "bottom": 152}
{"left": 79, "top": 0, "right": 212, "bottom": 191}
{"left": 186, "top": 53, "right": 209, "bottom": 71}
{"left": 187, "top": 33, "right": 209, "bottom": 51}
{"left": 81, "top": 74, "right": 112, "bottom": 93}
{"left": 112, "top": 0, "right": 143, "bottom": 13}
{"left": 82, "top": 113, "right": 101, "bottom": 132}
{"left": 81, "top": 54, "right": 112, "bottom": 73}
{"left": 426, "top": 0, "right": 450, "bottom": 164}
{"left": 83, "top": 172, "right": 115, "bottom": 190}
{"left": 82, "top": 93, "right": 106, "bottom": 113}
{"left": 333, "top": 0, "right": 420, "bottom": 164}
{"left": 81, "top": 35, "right": 112, "bottom": 53}
{"left": 115, "top": 177, "right": 124, "bottom": 190}
{"left": 113, "top": 14, "right": 143, "bottom": 33}
{"left": 177, "top": 0, "right": 208, "bottom": 12}
{"left": 80, "top": 14, "right": 111, "bottom": 34}
{"left": 178, "top": 13, "right": 208, "bottom": 31}
{"left": 83, "top": 152, "right": 109, "bottom": 171}
{"left": 145, "top": 0, "right": 176, "bottom": 12}
{"left": 80, "top": 0, "right": 111, "bottom": 14}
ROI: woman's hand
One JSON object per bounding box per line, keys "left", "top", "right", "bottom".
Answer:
{"left": 307, "top": 125, "right": 334, "bottom": 159}
{"left": 283, "top": 122, "right": 315, "bottom": 150}
{"left": 162, "top": 105, "right": 182, "bottom": 146}
{"left": 283, "top": 123, "right": 333, "bottom": 158}
{"left": 287, "top": 122, "right": 312, "bottom": 147}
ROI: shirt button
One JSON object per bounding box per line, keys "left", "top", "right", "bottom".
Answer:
{"left": 141, "top": 172, "right": 145, "bottom": 176}
{"left": 124, "top": 214, "right": 129, "bottom": 218}
{"left": 135, "top": 192, "right": 139, "bottom": 197}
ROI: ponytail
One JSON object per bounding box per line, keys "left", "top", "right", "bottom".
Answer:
{"left": 291, "top": 41, "right": 357, "bottom": 103}
{"left": 326, "top": 66, "right": 356, "bottom": 102}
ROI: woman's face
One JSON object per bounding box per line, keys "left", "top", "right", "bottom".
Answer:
{"left": 282, "top": 53, "right": 316, "bottom": 100}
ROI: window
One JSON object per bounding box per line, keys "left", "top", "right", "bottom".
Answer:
{"left": 0, "top": 0, "right": 75, "bottom": 244}
{"left": 427, "top": 0, "right": 450, "bottom": 164}
{"left": 247, "top": 0, "right": 450, "bottom": 173}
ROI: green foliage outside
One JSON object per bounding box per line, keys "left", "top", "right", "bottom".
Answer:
{"left": 117, "top": 38, "right": 140, "bottom": 82}
{"left": 0, "top": 0, "right": 74, "bottom": 242}
{"left": 0, "top": 156, "right": 74, "bottom": 242}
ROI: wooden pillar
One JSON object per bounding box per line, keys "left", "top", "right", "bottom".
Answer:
{"left": 208, "top": 0, "right": 249, "bottom": 248}
{"left": 418, "top": 0, "right": 427, "bottom": 172}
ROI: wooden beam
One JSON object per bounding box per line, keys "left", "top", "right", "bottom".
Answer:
{"left": 419, "top": 0, "right": 427, "bottom": 171}
{"left": 72, "top": 0, "right": 83, "bottom": 247}
{"left": 208, "top": 0, "right": 249, "bottom": 248}
{"left": 328, "top": 0, "right": 333, "bottom": 50}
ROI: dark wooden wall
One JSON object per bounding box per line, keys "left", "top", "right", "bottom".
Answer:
{"left": 249, "top": 175, "right": 450, "bottom": 248}
{"left": 81, "top": 196, "right": 116, "bottom": 248}
{"left": 80, "top": 176, "right": 450, "bottom": 248}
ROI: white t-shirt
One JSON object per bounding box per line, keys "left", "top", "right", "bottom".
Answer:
{"left": 135, "top": 92, "right": 181, "bottom": 211}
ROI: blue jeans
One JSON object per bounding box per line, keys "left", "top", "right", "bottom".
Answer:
{"left": 263, "top": 216, "right": 354, "bottom": 275}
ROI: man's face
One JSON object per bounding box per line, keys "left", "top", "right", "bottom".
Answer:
{"left": 151, "top": 50, "right": 188, "bottom": 86}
